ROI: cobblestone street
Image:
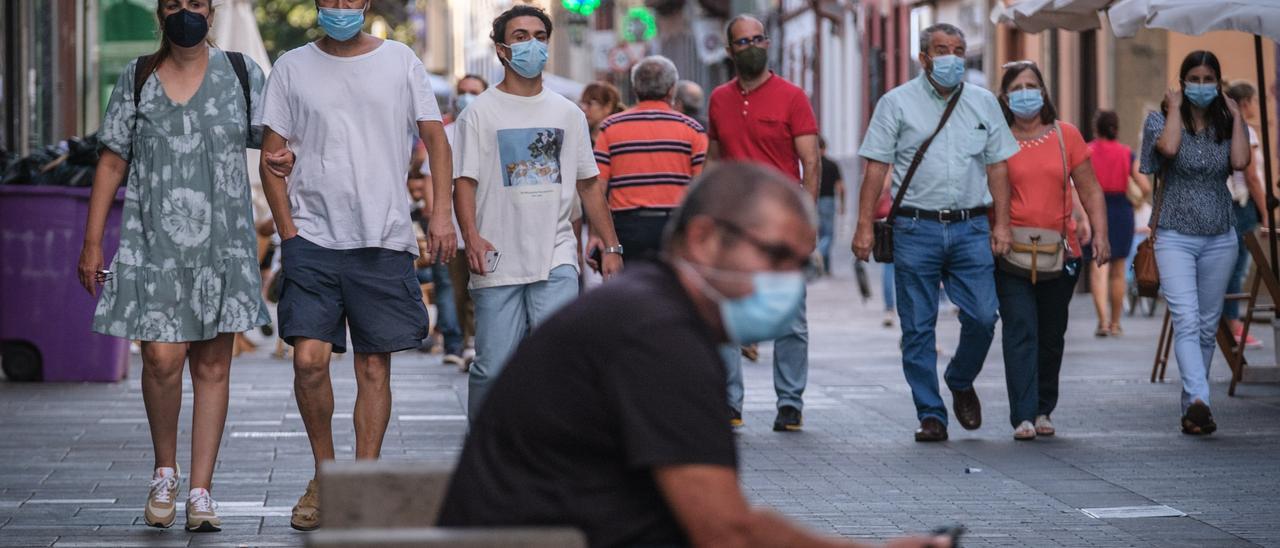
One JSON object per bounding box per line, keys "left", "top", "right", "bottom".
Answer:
{"left": 3, "top": 258, "right": 1280, "bottom": 547}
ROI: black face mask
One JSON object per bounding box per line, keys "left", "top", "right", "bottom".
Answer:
{"left": 163, "top": 9, "right": 209, "bottom": 48}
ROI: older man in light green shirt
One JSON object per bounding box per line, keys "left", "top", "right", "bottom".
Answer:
{"left": 852, "top": 23, "right": 1018, "bottom": 444}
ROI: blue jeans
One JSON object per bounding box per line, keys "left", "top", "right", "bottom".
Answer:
{"left": 995, "top": 266, "right": 1078, "bottom": 427}
{"left": 431, "top": 262, "right": 464, "bottom": 355}
{"left": 817, "top": 197, "right": 836, "bottom": 270}
{"left": 722, "top": 287, "right": 808, "bottom": 413}
{"left": 1154, "top": 229, "right": 1237, "bottom": 412}
{"left": 882, "top": 263, "right": 896, "bottom": 311}
{"left": 893, "top": 216, "right": 998, "bottom": 425}
{"left": 468, "top": 265, "right": 579, "bottom": 420}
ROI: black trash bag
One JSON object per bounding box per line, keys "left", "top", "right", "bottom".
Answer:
{"left": 1, "top": 134, "right": 101, "bottom": 187}
{"left": 58, "top": 134, "right": 100, "bottom": 187}
{"left": 1, "top": 150, "right": 54, "bottom": 185}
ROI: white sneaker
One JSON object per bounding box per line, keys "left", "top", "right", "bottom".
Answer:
{"left": 1014, "top": 420, "right": 1036, "bottom": 440}
{"left": 185, "top": 488, "right": 221, "bottom": 532}
{"left": 443, "top": 354, "right": 466, "bottom": 368}
{"left": 1035, "top": 415, "right": 1055, "bottom": 436}
{"left": 144, "top": 468, "right": 179, "bottom": 528}
{"left": 459, "top": 348, "right": 476, "bottom": 373}
{"left": 882, "top": 311, "right": 896, "bottom": 328}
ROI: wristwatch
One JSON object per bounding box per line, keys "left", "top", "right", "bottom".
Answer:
{"left": 604, "top": 245, "right": 625, "bottom": 256}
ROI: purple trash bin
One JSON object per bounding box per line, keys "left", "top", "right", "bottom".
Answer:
{"left": 0, "top": 185, "right": 129, "bottom": 382}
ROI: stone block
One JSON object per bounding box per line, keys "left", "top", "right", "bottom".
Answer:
{"left": 318, "top": 460, "right": 452, "bottom": 528}
{"left": 306, "top": 527, "right": 587, "bottom": 548}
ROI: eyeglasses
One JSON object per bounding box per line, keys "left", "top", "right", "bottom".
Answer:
{"left": 730, "top": 35, "right": 769, "bottom": 48}
{"left": 1002, "top": 59, "right": 1038, "bottom": 70}
{"left": 713, "top": 218, "right": 810, "bottom": 269}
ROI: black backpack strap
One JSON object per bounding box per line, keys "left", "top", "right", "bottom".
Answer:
{"left": 132, "top": 54, "right": 157, "bottom": 110}
{"left": 225, "top": 51, "right": 252, "bottom": 130}
{"left": 128, "top": 54, "right": 158, "bottom": 161}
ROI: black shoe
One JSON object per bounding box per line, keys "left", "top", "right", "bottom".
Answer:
{"left": 773, "top": 406, "right": 802, "bottom": 432}
{"left": 1181, "top": 401, "right": 1217, "bottom": 435}
{"left": 914, "top": 417, "right": 949, "bottom": 442}
{"left": 951, "top": 387, "right": 982, "bottom": 430}
{"left": 729, "top": 408, "right": 743, "bottom": 429}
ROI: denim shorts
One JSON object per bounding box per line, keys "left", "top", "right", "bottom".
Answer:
{"left": 278, "top": 236, "right": 429, "bottom": 354}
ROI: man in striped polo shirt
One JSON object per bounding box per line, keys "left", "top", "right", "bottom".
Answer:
{"left": 592, "top": 55, "right": 708, "bottom": 263}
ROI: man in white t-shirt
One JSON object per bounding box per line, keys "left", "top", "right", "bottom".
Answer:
{"left": 255, "top": 0, "right": 454, "bottom": 532}
{"left": 454, "top": 5, "right": 623, "bottom": 420}
{"left": 421, "top": 74, "right": 489, "bottom": 371}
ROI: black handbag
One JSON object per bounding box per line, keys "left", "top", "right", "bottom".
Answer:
{"left": 874, "top": 86, "right": 964, "bottom": 263}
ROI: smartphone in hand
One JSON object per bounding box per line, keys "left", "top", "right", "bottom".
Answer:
{"left": 588, "top": 247, "right": 603, "bottom": 274}
{"left": 484, "top": 250, "right": 501, "bottom": 273}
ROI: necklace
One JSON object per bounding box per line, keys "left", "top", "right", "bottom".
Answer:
{"left": 1016, "top": 126, "right": 1056, "bottom": 148}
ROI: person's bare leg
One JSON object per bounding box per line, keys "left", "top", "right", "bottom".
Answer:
{"left": 140, "top": 342, "right": 189, "bottom": 471}
{"left": 1089, "top": 261, "right": 1110, "bottom": 332}
{"left": 352, "top": 352, "right": 392, "bottom": 459}
{"left": 186, "top": 333, "right": 234, "bottom": 490}
{"left": 293, "top": 339, "right": 336, "bottom": 472}
{"left": 1108, "top": 258, "right": 1127, "bottom": 332}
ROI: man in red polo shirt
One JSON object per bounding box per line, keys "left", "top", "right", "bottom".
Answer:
{"left": 707, "top": 14, "right": 820, "bottom": 433}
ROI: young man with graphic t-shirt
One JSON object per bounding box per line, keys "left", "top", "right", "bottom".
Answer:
{"left": 256, "top": 0, "right": 454, "bottom": 531}
{"left": 453, "top": 5, "right": 623, "bottom": 421}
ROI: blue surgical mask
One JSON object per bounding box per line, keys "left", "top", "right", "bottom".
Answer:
{"left": 501, "top": 39, "right": 548, "bottom": 79}
{"left": 1007, "top": 89, "right": 1044, "bottom": 119}
{"left": 679, "top": 260, "right": 806, "bottom": 344}
{"left": 455, "top": 93, "right": 477, "bottom": 113}
{"left": 317, "top": 7, "right": 365, "bottom": 42}
{"left": 1184, "top": 82, "right": 1219, "bottom": 108}
{"left": 929, "top": 54, "right": 966, "bottom": 89}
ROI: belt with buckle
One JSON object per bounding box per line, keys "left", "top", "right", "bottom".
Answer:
{"left": 896, "top": 207, "right": 988, "bottom": 222}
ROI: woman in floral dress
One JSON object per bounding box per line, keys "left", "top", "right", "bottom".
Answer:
{"left": 76, "top": 0, "right": 290, "bottom": 533}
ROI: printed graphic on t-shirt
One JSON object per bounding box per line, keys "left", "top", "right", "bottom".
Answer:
{"left": 498, "top": 128, "right": 564, "bottom": 187}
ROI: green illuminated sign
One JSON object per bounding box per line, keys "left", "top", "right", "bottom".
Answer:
{"left": 622, "top": 6, "right": 657, "bottom": 42}
{"left": 562, "top": 0, "right": 601, "bottom": 16}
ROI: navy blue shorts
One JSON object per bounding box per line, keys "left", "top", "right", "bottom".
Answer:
{"left": 278, "top": 236, "right": 429, "bottom": 354}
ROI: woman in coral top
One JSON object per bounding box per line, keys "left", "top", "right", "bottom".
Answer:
{"left": 996, "top": 61, "right": 1109, "bottom": 440}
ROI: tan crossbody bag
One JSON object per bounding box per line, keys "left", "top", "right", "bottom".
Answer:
{"left": 998, "top": 122, "right": 1069, "bottom": 284}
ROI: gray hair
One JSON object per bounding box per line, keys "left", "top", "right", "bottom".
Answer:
{"left": 920, "top": 23, "right": 966, "bottom": 53}
{"left": 674, "top": 80, "right": 704, "bottom": 114}
{"left": 664, "top": 163, "right": 817, "bottom": 251}
{"left": 631, "top": 55, "right": 679, "bottom": 102}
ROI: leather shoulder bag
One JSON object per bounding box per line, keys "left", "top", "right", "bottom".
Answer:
{"left": 872, "top": 85, "right": 964, "bottom": 263}
{"left": 1132, "top": 167, "right": 1165, "bottom": 298}
{"left": 998, "top": 121, "right": 1069, "bottom": 284}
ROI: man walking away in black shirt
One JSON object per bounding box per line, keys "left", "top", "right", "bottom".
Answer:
{"left": 438, "top": 163, "right": 950, "bottom": 548}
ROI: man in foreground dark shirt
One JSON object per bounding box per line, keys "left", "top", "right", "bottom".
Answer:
{"left": 438, "top": 163, "right": 950, "bottom": 548}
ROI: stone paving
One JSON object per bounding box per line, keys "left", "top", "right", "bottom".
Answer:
{"left": 3, "top": 257, "right": 1280, "bottom": 547}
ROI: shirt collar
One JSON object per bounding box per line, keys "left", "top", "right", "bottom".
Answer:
{"left": 735, "top": 71, "right": 776, "bottom": 96}
{"left": 915, "top": 72, "right": 961, "bottom": 102}
{"left": 634, "top": 100, "right": 674, "bottom": 111}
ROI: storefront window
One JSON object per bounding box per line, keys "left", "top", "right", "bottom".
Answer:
{"left": 99, "top": 0, "right": 157, "bottom": 114}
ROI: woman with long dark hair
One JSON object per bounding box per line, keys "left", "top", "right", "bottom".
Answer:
{"left": 77, "top": 0, "right": 290, "bottom": 531}
{"left": 1140, "top": 50, "right": 1250, "bottom": 435}
{"left": 1088, "top": 111, "right": 1149, "bottom": 337}
{"left": 995, "top": 61, "right": 1109, "bottom": 440}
